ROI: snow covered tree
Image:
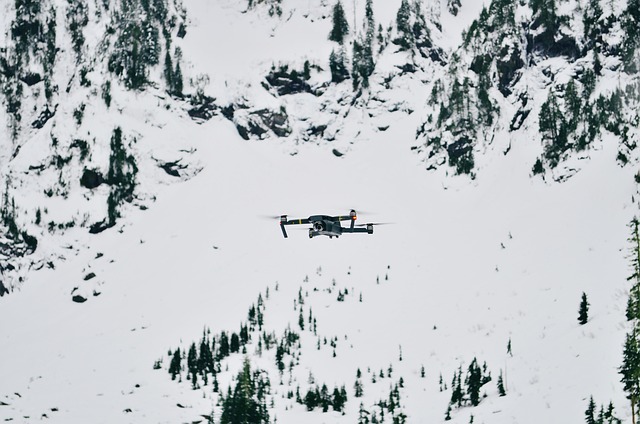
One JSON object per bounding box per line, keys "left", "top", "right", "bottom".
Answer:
{"left": 329, "top": 0, "right": 349, "bottom": 44}
{"left": 447, "top": 0, "right": 461, "bottom": 16}
{"left": 395, "top": 0, "right": 413, "bottom": 50}
{"left": 579, "top": 292, "right": 590, "bottom": 325}
{"left": 585, "top": 396, "right": 597, "bottom": 424}
{"left": 107, "top": 127, "right": 138, "bottom": 225}
{"left": 329, "top": 48, "right": 350, "bottom": 83}
{"left": 497, "top": 370, "right": 506, "bottom": 396}
{"left": 219, "top": 358, "right": 270, "bottom": 424}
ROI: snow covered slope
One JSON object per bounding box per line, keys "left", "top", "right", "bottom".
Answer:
{"left": 0, "top": 0, "right": 638, "bottom": 423}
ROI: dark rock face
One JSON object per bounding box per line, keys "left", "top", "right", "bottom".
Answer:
{"left": 31, "top": 105, "right": 57, "bottom": 129}
{"left": 234, "top": 108, "right": 292, "bottom": 140}
{"left": 0, "top": 281, "right": 8, "bottom": 296}
{"left": 158, "top": 160, "right": 187, "bottom": 177}
{"left": 20, "top": 72, "right": 42, "bottom": 86}
{"left": 89, "top": 219, "right": 114, "bottom": 234}
{"left": 72, "top": 295, "right": 87, "bottom": 303}
{"left": 265, "top": 67, "right": 311, "bottom": 96}
{"left": 187, "top": 96, "right": 217, "bottom": 122}
{"left": 528, "top": 29, "right": 580, "bottom": 60}
{"left": 497, "top": 46, "right": 524, "bottom": 97}
{"left": 447, "top": 137, "right": 475, "bottom": 175}
{"left": 80, "top": 169, "right": 104, "bottom": 189}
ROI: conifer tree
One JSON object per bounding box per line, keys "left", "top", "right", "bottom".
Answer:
{"left": 585, "top": 396, "right": 597, "bottom": 424}
{"left": 329, "top": 48, "right": 350, "bottom": 83}
{"left": 219, "top": 358, "right": 270, "bottom": 424}
{"left": 497, "top": 370, "right": 506, "bottom": 396}
{"left": 395, "top": 0, "right": 413, "bottom": 50}
{"left": 168, "top": 348, "right": 181, "bottom": 380}
{"left": 329, "top": 0, "right": 349, "bottom": 44}
{"left": 579, "top": 292, "right": 590, "bottom": 325}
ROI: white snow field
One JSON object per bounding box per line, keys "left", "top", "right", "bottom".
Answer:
{"left": 0, "top": 0, "right": 637, "bottom": 423}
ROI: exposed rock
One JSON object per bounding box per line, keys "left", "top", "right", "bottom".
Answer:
{"left": 80, "top": 169, "right": 104, "bottom": 189}
{"left": 84, "top": 272, "right": 96, "bottom": 281}
{"left": 496, "top": 46, "right": 524, "bottom": 97}
{"left": 0, "top": 281, "right": 8, "bottom": 296}
{"left": 72, "top": 295, "right": 87, "bottom": 303}
{"left": 187, "top": 96, "right": 217, "bottom": 122}
{"left": 31, "top": 104, "right": 57, "bottom": 129}
{"left": 89, "top": 220, "right": 114, "bottom": 234}
{"left": 332, "top": 149, "right": 344, "bottom": 157}
{"left": 158, "top": 160, "right": 188, "bottom": 177}
{"left": 234, "top": 108, "right": 292, "bottom": 139}
{"left": 265, "top": 65, "right": 312, "bottom": 96}
{"left": 20, "top": 72, "right": 42, "bottom": 86}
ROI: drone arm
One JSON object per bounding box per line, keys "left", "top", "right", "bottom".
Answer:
{"left": 280, "top": 223, "right": 288, "bottom": 238}
{"left": 342, "top": 226, "right": 373, "bottom": 234}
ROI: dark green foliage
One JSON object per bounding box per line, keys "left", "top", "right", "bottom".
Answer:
{"left": 578, "top": 292, "right": 589, "bottom": 325}
{"left": 168, "top": 348, "right": 181, "bottom": 380}
{"left": 1, "top": 187, "right": 20, "bottom": 240}
{"left": 106, "top": 127, "right": 138, "bottom": 225}
{"left": 395, "top": 0, "right": 413, "bottom": 50}
{"left": 102, "top": 80, "right": 112, "bottom": 107}
{"left": 586, "top": 396, "right": 597, "bottom": 424}
{"left": 465, "top": 358, "right": 491, "bottom": 406}
{"left": 329, "top": 1, "right": 349, "bottom": 44}
{"left": 497, "top": 370, "right": 506, "bottom": 396}
{"left": 230, "top": 333, "right": 240, "bottom": 353}
{"left": 66, "top": 0, "right": 89, "bottom": 59}
{"left": 447, "top": 0, "right": 461, "bottom": 16}
{"left": 219, "top": 331, "right": 230, "bottom": 359}
{"left": 622, "top": 0, "right": 640, "bottom": 72}
{"left": 108, "top": 0, "right": 166, "bottom": 89}
{"left": 329, "top": 48, "right": 349, "bottom": 83}
{"left": 219, "top": 358, "right": 270, "bottom": 424}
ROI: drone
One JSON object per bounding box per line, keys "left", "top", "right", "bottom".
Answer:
{"left": 278, "top": 210, "right": 383, "bottom": 239}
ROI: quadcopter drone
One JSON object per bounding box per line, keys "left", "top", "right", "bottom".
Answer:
{"left": 278, "top": 210, "right": 383, "bottom": 239}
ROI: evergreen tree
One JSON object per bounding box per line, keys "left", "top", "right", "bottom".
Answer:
{"left": 106, "top": 127, "right": 138, "bottom": 225}
{"left": 219, "top": 331, "right": 230, "bottom": 358}
{"left": 163, "top": 47, "right": 173, "bottom": 91}
{"left": 168, "top": 348, "right": 181, "bottom": 380}
{"left": 497, "top": 370, "right": 506, "bottom": 396}
{"left": 395, "top": 0, "right": 413, "bottom": 50}
{"left": 329, "top": 0, "right": 349, "bottom": 44}
{"left": 620, "top": 331, "right": 640, "bottom": 424}
{"left": 585, "top": 396, "right": 597, "bottom": 424}
{"left": 329, "top": 48, "right": 350, "bottom": 83}
{"left": 219, "top": 358, "right": 270, "bottom": 424}
{"left": 173, "top": 47, "right": 184, "bottom": 96}
{"left": 230, "top": 332, "right": 240, "bottom": 353}
{"left": 579, "top": 292, "right": 590, "bottom": 325}
{"left": 447, "top": 0, "right": 461, "bottom": 16}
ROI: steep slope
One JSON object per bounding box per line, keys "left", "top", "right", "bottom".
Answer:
{"left": 0, "top": 0, "right": 638, "bottom": 423}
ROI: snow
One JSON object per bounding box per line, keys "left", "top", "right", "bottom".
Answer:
{"left": 0, "top": 0, "right": 637, "bottom": 423}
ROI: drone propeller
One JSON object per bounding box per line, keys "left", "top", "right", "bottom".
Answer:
{"left": 355, "top": 222, "right": 393, "bottom": 227}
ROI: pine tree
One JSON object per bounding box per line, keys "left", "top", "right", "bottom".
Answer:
{"left": 497, "top": 370, "right": 506, "bottom": 396}
{"left": 329, "top": 48, "right": 349, "bottom": 83}
{"left": 585, "top": 396, "right": 597, "bottom": 424}
{"left": 329, "top": 0, "right": 349, "bottom": 44}
{"left": 620, "top": 331, "right": 640, "bottom": 424}
{"left": 219, "top": 358, "right": 270, "bottom": 424}
{"left": 395, "top": 0, "right": 413, "bottom": 50}
{"left": 168, "top": 348, "right": 181, "bottom": 380}
{"left": 230, "top": 332, "right": 240, "bottom": 353}
{"left": 164, "top": 48, "right": 173, "bottom": 92}
{"left": 579, "top": 292, "right": 590, "bottom": 325}
{"left": 173, "top": 48, "right": 184, "bottom": 96}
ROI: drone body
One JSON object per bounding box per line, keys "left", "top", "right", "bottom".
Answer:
{"left": 279, "top": 210, "right": 375, "bottom": 239}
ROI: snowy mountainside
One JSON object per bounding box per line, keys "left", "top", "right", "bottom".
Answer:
{"left": 0, "top": 0, "right": 639, "bottom": 423}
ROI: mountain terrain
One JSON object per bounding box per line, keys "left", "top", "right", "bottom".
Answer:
{"left": 1, "top": 0, "right": 640, "bottom": 423}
